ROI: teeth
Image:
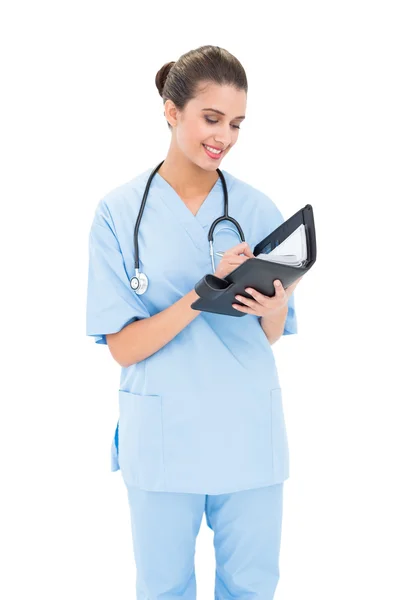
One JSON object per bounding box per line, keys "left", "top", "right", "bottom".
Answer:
{"left": 204, "top": 144, "right": 222, "bottom": 154}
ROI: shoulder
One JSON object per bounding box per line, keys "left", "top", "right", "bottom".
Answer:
{"left": 90, "top": 167, "right": 154, "bottom": 232}
{"left": 223, "top": 170, "right": 284, "bottom": 225}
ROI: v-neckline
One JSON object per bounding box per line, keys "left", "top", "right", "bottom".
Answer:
{"left": 153, "top": 169, "right": 226, "bottom": 252}
{"left": 154, "top": 171, "right": 222, "bottom": 224}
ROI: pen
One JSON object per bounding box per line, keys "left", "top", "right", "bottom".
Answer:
{"left": 215, "top": 252, "right": 225, "bottom": 257}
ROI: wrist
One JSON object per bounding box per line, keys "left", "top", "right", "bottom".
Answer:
{"left": 260, "top": 304, "right": 288, "bottom": 324}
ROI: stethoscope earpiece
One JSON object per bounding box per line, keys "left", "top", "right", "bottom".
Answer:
{"left": 131, "top": 160, "right": 245, "bottom": 295}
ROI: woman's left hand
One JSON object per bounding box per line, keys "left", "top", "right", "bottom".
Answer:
{"left": 232, "top": 276, "right": 303, "bottom": 318}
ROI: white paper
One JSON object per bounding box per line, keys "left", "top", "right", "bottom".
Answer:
{"left": 256, "top": 224, "right": 307, "bottom": 267}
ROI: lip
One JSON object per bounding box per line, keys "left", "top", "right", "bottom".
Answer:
{"left": 202, "top": 144, "right": 225, "bottom": 159}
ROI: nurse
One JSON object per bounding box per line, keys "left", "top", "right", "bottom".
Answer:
{"left": 86, "top": 44, "right": 302, "bottom": 600}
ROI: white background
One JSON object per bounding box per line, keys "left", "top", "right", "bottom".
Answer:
{"left": 1, "top": 1, "right": 399, "bottom": 598}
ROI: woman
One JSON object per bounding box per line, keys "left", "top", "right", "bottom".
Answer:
{"left": 86, "top": 44, "right": 302, "bottom": 600}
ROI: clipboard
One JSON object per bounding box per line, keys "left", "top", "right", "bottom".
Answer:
{"left": 190, "top": 204, "right": 317, "bottom": 317}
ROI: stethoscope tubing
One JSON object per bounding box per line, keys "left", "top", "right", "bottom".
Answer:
{"left": 130, "top": 160, "right": 245, "bottom": 294}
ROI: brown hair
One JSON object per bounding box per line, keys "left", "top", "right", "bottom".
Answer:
{"left": 155, "top": 45, "right": 248, "bottom": 130}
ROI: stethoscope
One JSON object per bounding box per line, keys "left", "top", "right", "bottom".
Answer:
{"left": 130, "top": 160, "right": 246, "bottom": 294}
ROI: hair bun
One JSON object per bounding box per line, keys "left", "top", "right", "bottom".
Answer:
{"left": 155, "top": 61, "right": 175, "bottom": 97}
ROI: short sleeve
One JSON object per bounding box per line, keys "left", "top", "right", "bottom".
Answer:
{"left": 86, "top": 202, "right": 151, "bottom": 345}
{"left": 283, "top": 291, "right": 297, "bottom": 335}
{"left": 257, "top": 193, "right": 299, "bottom": 336}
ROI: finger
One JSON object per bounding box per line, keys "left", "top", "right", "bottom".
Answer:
{"left": 224, "top": 241, "right": 247, "bottom": 255}
{"left": 244, "top": 287, "right": 270, "bottom": 306}
{"left": 226, "top": 255, "right": 251, "bottom": 267}
{"left": 226, "top": 242, "right": 254, "bottom": 258}
{"left": 234, "top": 293, "right": 257, "bottom": 308}
{"left": 241, "top": 243, "right": 255, "bottom": 258}
{"left": 232, "top": 302, "right": 253, "bottom": 314}
{"left": 273, "top": 280, "right": 286, "bottom": 296}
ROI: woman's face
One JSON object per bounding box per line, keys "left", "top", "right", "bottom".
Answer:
{"left": 165, "top": 82, "right": 247, "bottom": 171}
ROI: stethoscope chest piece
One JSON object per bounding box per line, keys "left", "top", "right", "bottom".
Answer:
{"left": 130, "top": 269, "right": 148, "bottom": 295}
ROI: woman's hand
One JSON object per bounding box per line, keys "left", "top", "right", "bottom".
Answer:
{"left": 213, "top": 242, "right": 255, "bottom": 279}
{"left": 232, "top": 276, "right": 303, "bottom": 318}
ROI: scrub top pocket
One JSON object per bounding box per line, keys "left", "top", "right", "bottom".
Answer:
{"left": 270, "top": 388, "right": 290, "bottom": 480}
{"left": 118, "top": 390, "right": 165, "bottom": 490}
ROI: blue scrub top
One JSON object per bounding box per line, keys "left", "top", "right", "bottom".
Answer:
{"left": 86, "top": 167, "right": 297, "bottom": 494}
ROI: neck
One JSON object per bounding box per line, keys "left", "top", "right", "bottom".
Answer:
{"left": 157, "top": 147, "right": 219, "bottom": 198}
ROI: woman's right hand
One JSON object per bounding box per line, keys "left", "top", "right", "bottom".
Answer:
{"left": 213, "top": 242, "right": 255, "bottom": 279}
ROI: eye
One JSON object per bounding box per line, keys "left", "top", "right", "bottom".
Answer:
{"left": 204, "top": 116, "right": 241, "bottom": 130}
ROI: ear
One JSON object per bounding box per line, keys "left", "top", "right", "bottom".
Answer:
{"left": 164, "top": 99, "right": 178, "bottom": 127}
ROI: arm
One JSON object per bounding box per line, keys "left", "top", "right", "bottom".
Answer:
{"left": 259, "top": 304, "right": 288, "bottom": 345}
{"left": 106, "top": 289, "right": 201, "bottom": 368}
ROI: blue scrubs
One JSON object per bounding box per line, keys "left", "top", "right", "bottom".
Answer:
{"left": 125, "top": 482, "right": 284, "bottom": 599}
{"left": 86, "top": 166, "right": 297, "bottom": 495}
{"left": 86, "top": 167, "right": 297, "bottom": 598}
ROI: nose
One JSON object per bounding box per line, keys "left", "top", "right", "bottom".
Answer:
{"left": 213, "top": 125, "right": 234, "bottom": 149}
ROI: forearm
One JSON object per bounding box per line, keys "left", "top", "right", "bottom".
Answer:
{"left": 259, "top": 304, "right": 288, "bottom": 345}
{"left": 107, "top": 289, "right": 202, "bottom": 367}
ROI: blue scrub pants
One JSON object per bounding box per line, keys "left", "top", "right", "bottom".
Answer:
{"left": 124, "top": 482, "right": 284, "bottom": 599}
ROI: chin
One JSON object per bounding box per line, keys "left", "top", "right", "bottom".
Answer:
{"left": 191, "top": 157, "right": 217, "bottom": 172}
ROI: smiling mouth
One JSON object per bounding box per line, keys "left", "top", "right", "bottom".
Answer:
{"left": 202, "top": 144, "right": 225, "bottom": 156}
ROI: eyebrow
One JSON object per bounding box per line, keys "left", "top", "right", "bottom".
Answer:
{"left": 202, "top": 108, "right": 246, "bottom": 120}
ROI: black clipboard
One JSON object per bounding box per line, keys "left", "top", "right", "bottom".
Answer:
{"left": 190, "top": 204, "right": 316, "bottom": 317}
